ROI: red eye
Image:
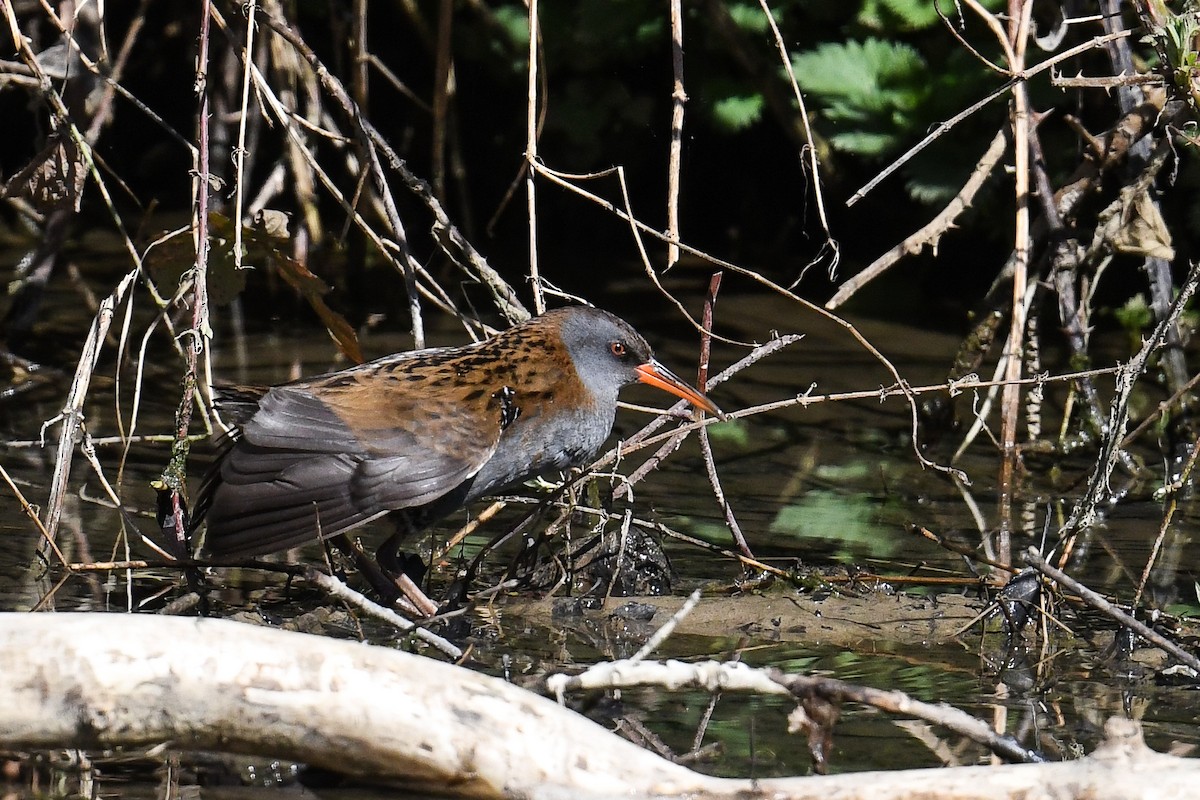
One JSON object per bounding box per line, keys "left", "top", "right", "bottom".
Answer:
{"left": 610, "top": 341, "right": 627, "bottom": 358}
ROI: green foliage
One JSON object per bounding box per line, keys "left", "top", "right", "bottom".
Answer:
{"left": 726, "top": 1, "right": 773, "bottom": 33}
{"left": 904, "top": 137, "right": 1002, "bottom": 205}
{"left": 857, "top": 0, "right": 945, "bottom": 31}
{"left": 792, "top": 38, "right": 929, "bottom": 158}
{"left": 712, "top": 94, "right": 765, "bottom": 132}
{"left": 491, "top": 5, "right": 529, "bottom": 48}
{"left": 704, "top": 418, "right": 753, "bottom": 447}
{"left": 462, "top": 0, "right": 1005, "bottom": 205}
{"left": 1114, "top": 293, "right": 1153, "bottom": 336}
{"left": 1154, "top": 9, "right": 1200, "bottom": 90}
{"left": 905, "top": 171, "right": 959, "bottom": 205}
{"left": 554, "top": 1, "right": 665, "bottom": 66}
{"left": 1164, "top": 581, "right": 1200, "bottom": 618}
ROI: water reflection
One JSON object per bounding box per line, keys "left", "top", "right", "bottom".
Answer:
{"left": 2, "top": 243, "right": 1199, "bottom": 789}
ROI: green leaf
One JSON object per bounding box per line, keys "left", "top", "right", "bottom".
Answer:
{"left": 791, "top": 39, "right": 929, "bottom": 159}
{"left": 829, "top": 130, "right": 900, "bottom": 157}
{"left": 492, "top": 5, "right": 529, "bottom": 46}
{"left": 1114, "top": 293, "right": 1152, "bottom": 332}
{"left": 712, "top": 94, "right": 765, "bottom": 132}
{"left": 727, "top": 2, "right": 771, "bottom": 33}
{"left": 705, "top": 419, "right": 753, "bottom": 447}
{"left": 858, "top": 0, "right": 944, "bottom": 31}
{"left": 792, "top": 39, "right": 927, "bottom": 103}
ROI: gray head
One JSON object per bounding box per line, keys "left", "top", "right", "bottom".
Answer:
{"left": 547, "top": 305, "right": 720, "bottom": 414}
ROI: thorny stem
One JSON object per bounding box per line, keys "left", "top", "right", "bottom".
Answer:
{"left": 666, "top": 0, "right": 684, "bottom": 271}
{"left": 159, "top": 0, "right": 215, "bottom": 558}
{"left": 1060, "top": 261, "right": 1200, "bottom": 544}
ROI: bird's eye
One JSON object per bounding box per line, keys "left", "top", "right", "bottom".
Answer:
{"left": 610, "top": 341, "right": 627, "bottom": 359}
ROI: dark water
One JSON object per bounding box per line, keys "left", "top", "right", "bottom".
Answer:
{"left": 2, "top": 241, "right": 1199, "bottom": 792}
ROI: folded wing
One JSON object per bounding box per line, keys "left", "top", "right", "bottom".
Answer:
{"left": 195, "top": 362, "right": 505, "bottom": 557}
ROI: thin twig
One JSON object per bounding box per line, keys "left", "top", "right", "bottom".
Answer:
{"left": 163, "top": 0, "right": 214, "bottom": 558}
{"left": 304, "top": 568, "right": 463, "bottom": 660}
{"left": 996, "top": 0, "right": 1037, "bottom": 572}
{"left": 232, "top": 0, "right": 259, "bottom": 271}
{"left": 41, "top": 271, "right": 137, "bottom": 545}
{"left": 546, "top": 657, "right": 1043, "bottom": 764}
{"left": 686, "top": 365, "right": 1119, "bottom": 428}
{"left": 602, "top": 509, "right": 634, "bottom": 604}
{"left": 756, "top": 0, "right": 839, "bottom": 277}
{"left": 629, "top": 588, "right": 703, "bottom": 664}
{"left": 828, "top": 127, "right": 1008, "bottom": 309}
{"left": 846, "top": 29, "right": 1132, "bottom": 206}
{"left": 697, "top": 273, "right": 753, "bottom": 559}
{"left": 1023, "top": 549, "right": 1200, "bottom": 673}
{"left": 1133, "top": 435, "right": 1200, "bottom": 611}
{"left": 525, "top": 0, "right": 544, "bottom": 313}
{"left": 1060, "top": 261, "right": 1200, "bottom": 540}
{"left": 0, "top": 461, "right": 69, "bottom": 567}
{"left": 431, "top": 0, "right": 453, "bottom": 200}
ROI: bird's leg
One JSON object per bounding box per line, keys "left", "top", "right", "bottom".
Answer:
{"left": 327, "top": 533, "right": 434, "bottom": 617}
{"left": 329, "top": 533, "right": 395, "bottom": 599}
{"left": 376, "top": 513, "right": 416, "bottom": 581}
{"left": 375, "top": 515, "right": 440, "bottom": 617}
{"left": 321, "top": 536, "right": 350, "bottom": 583}
{"left": 389, "top": 569, "right": 439, "bottom": 618}
{"left": 377, "top": 534, "right": 427, "bottom": 586}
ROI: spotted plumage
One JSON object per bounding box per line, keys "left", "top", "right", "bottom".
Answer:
{"left": 192, "top": 305, "right": 720, "bottom": 558}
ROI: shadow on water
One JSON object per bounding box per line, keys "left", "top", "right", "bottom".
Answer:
{"left": 2, "top": 244, "right": 1199, "bottom": 793}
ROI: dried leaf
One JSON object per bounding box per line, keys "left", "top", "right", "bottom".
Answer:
{"left": 254, "top": 209, "right": 291, "bottom": 239}
{"left": 1108, "top": 190, "right": 1175, "bottom": 260}
{"left": 272, "top": 252, "right": 364, "bottom": 364}
{"left": 145, "top": 213, "right": 362, "bottom": 363}
{"left": 23, "top": 134, "right": 87, "bottom": 214}
{"left": 787, "top": 694, "right": 841, "bottom": 774}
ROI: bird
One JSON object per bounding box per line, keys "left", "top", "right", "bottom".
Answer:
{"left": 191, "top": 305, "right": 720, "bottom": 604}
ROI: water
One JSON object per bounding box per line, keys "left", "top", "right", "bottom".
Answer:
{"left": 2, "top": 240, "right": 1199, "bottom": 794}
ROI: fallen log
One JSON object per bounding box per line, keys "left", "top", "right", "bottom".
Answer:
{"left": 0, "top": 613, "right": 1192, "bottom": 799}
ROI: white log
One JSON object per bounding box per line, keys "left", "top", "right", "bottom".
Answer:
{"left": 0, "top": 613, "right": 1193, "bottom": 800}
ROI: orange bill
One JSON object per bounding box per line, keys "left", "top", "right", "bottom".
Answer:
{"left": 635, "top": 360, "right": 725, "bottom": 419}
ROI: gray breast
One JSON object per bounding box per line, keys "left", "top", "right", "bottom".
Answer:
{"left": 466, "top": 401, "right": 616, "bottom": 502}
